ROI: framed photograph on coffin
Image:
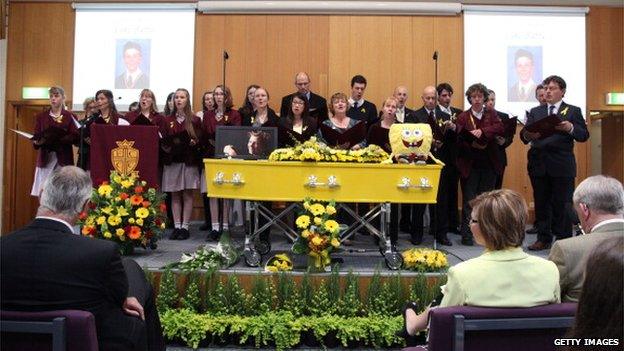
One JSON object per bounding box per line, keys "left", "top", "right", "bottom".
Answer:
{"left": 215, "top": 126, "right": 278, "bottom": 160}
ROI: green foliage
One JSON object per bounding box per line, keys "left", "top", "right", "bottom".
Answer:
{"left": 180, "top": 273, "right": 202, "bottom": 312}
{"left": 248, "top": 274, "right": 272, "bottom": 315}
{"left": 275, "top": 272, "right": 301, "bottom": 316}
{"left": 205, "top": 276, "right": 229, "bottom": 315}
{"left": 309, "top": 279, "right": 334, "bottom": 316}
{"left": 338, "top": 270, "right": 363, "bottom": 317}
{"left": 299, "top": 271, "right": 314, "bottom": 315}
{"left": 366, "top": 268, "right": 382, "bottom": 315}
{"left": 225, "top": 274, "right": 248, "bottom": 316}
{"left": 157, "top": 268, "right": 178, "bottom": 312}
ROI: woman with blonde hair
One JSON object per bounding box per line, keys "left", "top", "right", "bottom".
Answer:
{"left": 398, "top": 189, "right": 560, "bottom": 345}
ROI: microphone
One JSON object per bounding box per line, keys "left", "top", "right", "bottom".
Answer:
{"left": 432, "top": 51, "right": 438, "bottom": 60}
{"left": 223, "top": 51, "right": 229, "bottom": 60}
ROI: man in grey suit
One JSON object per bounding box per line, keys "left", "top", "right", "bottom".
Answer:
{"left": 548, "top": 175, "right": 624, "bottom": 302}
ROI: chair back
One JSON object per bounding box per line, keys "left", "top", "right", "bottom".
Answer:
{"left": 426, "top": 303, "right": 577, "bottom": 351}
{"left": 1, "top": 309, "right": 99, "bottom": 351}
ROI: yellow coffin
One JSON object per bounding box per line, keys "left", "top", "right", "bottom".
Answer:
{"left": 204, "top": 159, "right": 442, "bottom": 204}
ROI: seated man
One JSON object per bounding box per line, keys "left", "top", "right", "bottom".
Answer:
{"left": 548, "top": 175, "right": 624, "bottom": 302}
{"left": 1, "top": 166, "right": 164, "bottom": 351}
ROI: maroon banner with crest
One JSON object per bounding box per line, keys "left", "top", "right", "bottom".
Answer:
{"left": 90, "top": 124, "right": 160, "bottom": 187}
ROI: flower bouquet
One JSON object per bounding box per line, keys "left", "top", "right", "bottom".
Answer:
{"left": 269, "top": 137, "right": 389, "bottom": 163}
{"left": 401, "top": 248, "right": 449, "bottom": 272}
{"left": 78, "top": 171, "right": 167, "bottom": 255}
{"left": 291, "top": 198, "right": 341, "bottom": 272}
{"left": 170, "top": 233, "right": 240, "bottom": 273}
{"left": 264, "top": 253, "right": 293, "bottom": 272}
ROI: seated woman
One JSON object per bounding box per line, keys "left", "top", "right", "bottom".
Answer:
{"left": 399, "top": 188, "right": 560, "bottom": 343}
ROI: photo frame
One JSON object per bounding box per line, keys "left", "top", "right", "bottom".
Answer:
{"left": 215, "top": 126, "right": 278, "bottom": 160}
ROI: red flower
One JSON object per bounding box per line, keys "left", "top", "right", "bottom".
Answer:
{"left": 155, "top": 218, "right": 162, "bottom": 226}
{"left": 130, "top": 195, "right": 143, "bottom": 206}
{"left": 134, "top": 185, "right": 144, "bottom": 194}
{"left": 119, "top": 193, "right": 129, "bottom": 200}
{"left": 78, "top": 211, "right": 87, "bottom": 220}
{"left": 142, "top": 200, "right": 151, "bottom": 208}
{"left": 159, "top": 202, "right": 167, "bottom": 213}
{"left": 88, "top": 202, "right": 97, "bottom": 209}
{"left": 128, "top": 226, "right": 142, "bottom": 240}
{"left": 145, "top": 231, "right": 153, "bottom": 239}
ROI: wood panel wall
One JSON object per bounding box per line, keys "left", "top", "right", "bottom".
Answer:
{"left": 3, "top": 3, "right": 622, "bottom": 232}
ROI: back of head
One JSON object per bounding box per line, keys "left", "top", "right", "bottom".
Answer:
{"left": 573, "top": 175, "right": 624, "bottom": 215}
{"left": 39, "top": 166, "right": 93, "bottom": 219}
{"left": 569, "top": 236, "right": 623, "bottom": 349}
{"left": 469, "top": 189, "right": 527, "bottom": 250}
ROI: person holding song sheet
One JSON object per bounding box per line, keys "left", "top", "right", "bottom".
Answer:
{"left": 161, "top": 88, "right": 202, "bottom": 241}
{"left": 201, "top": 85, "right": 242, "bottom": 241}
{"left": 318, "top": 92, "right": 367, "bottom": 150}
{"left": 278, "top": 93, "right": 318, "bottom": 147}
{"left": 196, "top": 90, "right": 215, "bottom": 232}
{"left": 367, "top": 97, "right": 400, "bottom": 250}
{"left": 486, "top": 89, "right": 516, "bottom": 190}
{"left": 456, "top": 83, "right": 504, "bottom": 246}
{"left": 521, "top": 75, "right": 589, "bottom": 251}
{"left": 77, "top": 89, "right": 129, "bottom": 170}
{"left": 124, "top": 89, "right": 165, "bottom": 127}
{"left": 30, "top": 86, "right": 79, "bottom": 196}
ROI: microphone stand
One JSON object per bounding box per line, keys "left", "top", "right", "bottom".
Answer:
{"left": 222, "top": 50, "right": 229, "bottom": 88}
{"left": 78, "top": 113, "right": 98, "bottom": 170}
{"left": 433, "top": 51, "right": 439, "bottom": 89}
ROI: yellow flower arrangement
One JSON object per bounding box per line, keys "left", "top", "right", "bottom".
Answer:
{"left": 264, "top": 253, "right": 293, "bottom": 272}
{"left": 292, "top": 197, "right": 342, "bottom": 271}
{"left": 401, "top": 248, "right": 449, "bottom": 272}
{"left": 78, "top": 171, "right": 167, "bottom": 255}
{"left": 269, "top": 137, "right": 389, "bottom": 164}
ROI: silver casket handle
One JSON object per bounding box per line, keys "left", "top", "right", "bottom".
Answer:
{"left": 213, "top": 172, "right": 245, "bottom": 186}
{"left": 397, "top": 177, "right": 432, "bottom": 190}
{"left": 304, "top": 175, "right": 340, "bottom": 188}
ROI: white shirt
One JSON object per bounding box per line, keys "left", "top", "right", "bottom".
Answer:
{"left": 348, "top": 97, "right": 364, "bottom": 109}
{"left": 471, "top": 108, "right": 484, "bottom": 120}
{"left": 547, "top": 100, "right": 563, "bottom": 115}
{"left": 396, "top": 107, "right": 405, "bottom": 123}
{"left": 36, "top": 216, "right": 76, "bottom": 234}
{"left": 439, "top": 104, "right": 452, "bottom": 115}
{"left": 591, "top": 218, "right": 624, "bottom": 233}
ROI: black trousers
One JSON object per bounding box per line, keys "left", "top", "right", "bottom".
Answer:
{"left": 430, "top": 164, "right": 460, "bottom": 238}
{"left": 494, "top": 166, "right": 505, "bottom": 190}
{"left": 460, "top": 168, "right": 497, "bottom": 238}
{"left": 98, "top": 258, "right": 164, "bottom": 351}
{"left": 532, "top": 175, "right": 575, "bottom": 243}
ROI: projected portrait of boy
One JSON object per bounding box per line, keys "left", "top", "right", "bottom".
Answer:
{"left": 115, "top": 41, "right": 150, "bottom": 89}
{"left": 508, "top": 48, "right": 541, "bottom": 102}
{"left": 223, "top": 130, "right": 272, "bottom": 158}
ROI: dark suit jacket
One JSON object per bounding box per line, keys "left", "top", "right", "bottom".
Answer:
{"left": 495, "top": 110, "right": 514, "bottom": 167}
{"left": 347, "top": 100, "right": 378, "bottom": 127}
{"left": 0, "top": 218, "right": 143, "bottom": 349}
{"left": 411, "top": 107, "right": 459, "bottom": 165}
{"left": 520, "top": 102, "right": 589, "bottom": 178}
{"left": 115, "top": 72, "right": 150, "bottom": 90}
{"left": 280, "top": 92, "right": 328, "bottom": 123}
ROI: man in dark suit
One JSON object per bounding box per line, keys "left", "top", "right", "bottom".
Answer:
{"left": 1, "top": 166, "right": 164, "bottom": 351}
{"left": 486, "top": 89, "right": 515, "bottom": 189}
{"left": 436, "top": 83, "right": 462, "bottom": 234}
{"left": 279, "top": 72, "right": 328, "bottom": 122}
{"left": 115, "top": 41, "right": 150, "bottom": 90}
{"left": 347, "top": 75, "right": 378, "bottom": 127}
{"left": 521, "top": 75, "right": 590, "bottom": 251}
{"left": 404, "top": 86, "right": 452, "bottom": 246}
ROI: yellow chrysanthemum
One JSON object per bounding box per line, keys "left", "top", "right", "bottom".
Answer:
{"left": 135, "top": 207, "right": 149, "bottom": 219}
{"left": 96, "top": 216, "right": 106, "bottom": 225}
{"left": 136, "top": 218, "right": 144, "bottom": 226}
{"left": 311, "top": 236, "right": 323, "bottom": 246}
{"left": 296, "top": 215, "right": 311, "bottom": 229}
{"left": 116, "top": 228, "right": 125, "bottom": 236}
{"left": 330, "top": 237, "right": 340, "bottom": 248}
{"left": 324, "top": 220, "right": 339, "bottom": 234}
{"left": 97, "top": 184, "right": 113, "bottom": 197}
{"left": 129, "top": 218, "right": 135, "bottom": 224}
{"left": 103, "top": 231, "right": 112, "bottom": 239}
{"left": 325, "top": 205, "right": 336, "bottom": 215}
{"left": 301, "top": 229, "right": 311, "bottom": 238}
{"left": 107, "top": 216, "right": 121, "bottom": 226}
{"left": 314, "top": 217, "right": 322, "bottom": 225}
{"left": 309, "top": 203, "right": 325, "bottom": 216}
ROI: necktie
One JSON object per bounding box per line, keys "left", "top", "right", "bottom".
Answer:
{"left": 126, "top": 75, "right": 134, "bottom": 89}
{"left": 429, "top": 111, "right": 435, "bottom": 120}
{"left": 549, "top": 105, "right": 556, "bottom": 115}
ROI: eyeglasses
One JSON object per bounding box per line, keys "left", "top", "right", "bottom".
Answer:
{"left": 470, "top": 218, "right": 478, "bottom": 224}
{"left": 292, "top": 100, "right": 305, "bottom": 106}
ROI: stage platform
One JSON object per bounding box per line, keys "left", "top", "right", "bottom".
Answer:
{"left": 133, "top": 222, "right": 550, "bottom": 273}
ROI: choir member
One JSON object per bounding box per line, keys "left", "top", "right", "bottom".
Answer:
{"left": 278, "top": 93, "right": 318, "bottom": 147}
